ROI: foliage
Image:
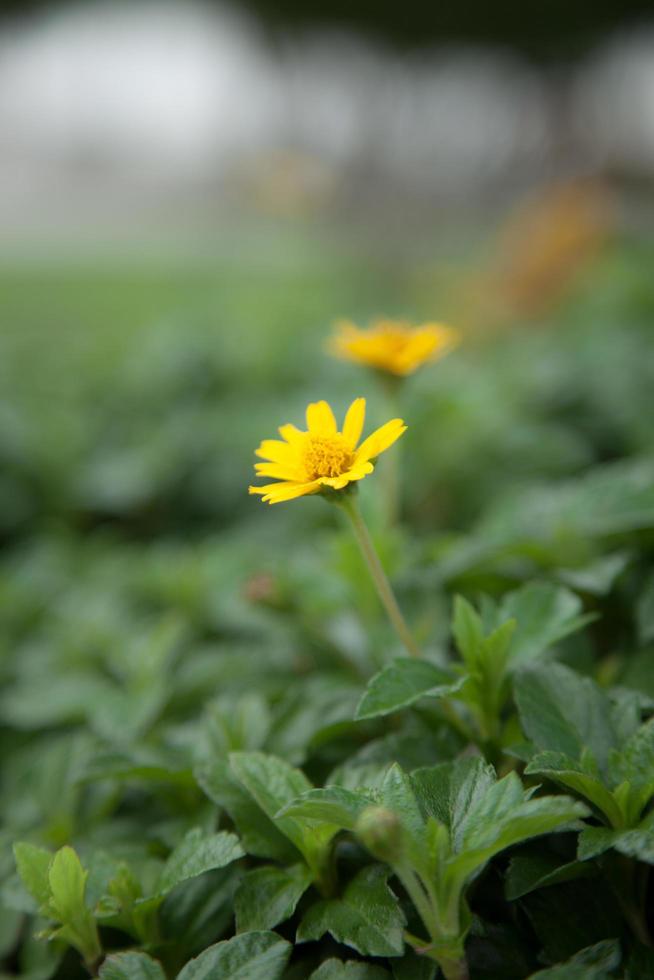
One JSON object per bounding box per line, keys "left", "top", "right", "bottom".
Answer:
{"left": 1, "top": 239, "right": 654, "bottom": 977}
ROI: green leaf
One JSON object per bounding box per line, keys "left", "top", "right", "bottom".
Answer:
{"left": 47, "top": 847, "right": 88, "bottom": 922}
{"left": 579, "top": 813, "right": 654, "bottom": 864}
{"left": 157, "top": 829, "right": 244, "bottom": 895}
{"left": 452, "top": 597, "right": 484, "bottom": 667}
{"left": 176, "top": 930, "right": 291, "bottom": 980}
{"left": 229, "top": 752, "right": 338, "bottom": 871}
{"left": 577, "top": 826, "right": 621, "bottom": 861}
{"left": 205, "top": 693, "right": 271, "bottom": 754}
{"left": 411, "top": 757, "right": 495, "bottom": 848}
{"left": 505, "top": 851, "right": 595, "bottom": 900}
{"left": 13, "top": 843, "right": 52, "bottom": 909}
{"left": 558, "top": 552, "right": 630, "bottom": 596}
{"left": 278, "top": 786, "right": 375, "bottom": 830}
{"left": 525, "top": 752, "right": 623, "bottom": 827}
{"left": 98, "top": 952, "right": 166, "bottom": 980}
{"left": 514, "top": 663, "right": 617, "bottom": 770}
{"left": 354, "top": 659, "right": 460, "bottom": 720}
{"left": 297, "top": 865, "right": 405, "bottom": 957}
{"left": 229, "top": 752, "right": 313, "bottom": 852}
{"left": 500, "top": 582, "right": 593, "bottom": 666}
{"left": 451, "top": 772, "right": 588, "bottom": 878}
{"left": 309, "top": 959, "right": 390, "bottom": 979}
{"left": 380, "top": 764, "right": 425, "bottom": 849}
{"left": 610, "top": 717, "right": 654, "bottom": 789}
{"left": 527, "top": 939, "right": 621, "bottom": 978}
{"left": 195, "top": 759, "right": 297, "bottom": 862}
{"left": 234, "top": 864, "right": 311, "bottom": 932}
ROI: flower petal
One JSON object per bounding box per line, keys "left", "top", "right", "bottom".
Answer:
{"left": 279, "top": 423, "right": 305, "bottom": 445}
{"left": 250, "top": 480, "right": 320, "bottom": 504}
{"left": 306, "top": 400, "right": 337, "bottom": 435}
{"left": 342, "top": 397, "right": 366, "bottom": 448}
{"left": 254, "top": 462, "right": 305, "bottom": 481}
{"left": 255, "top": 439, "right": 297, "bottom": 464}
{"left": 355, "top": 419, "right": 407, "bottom": 462}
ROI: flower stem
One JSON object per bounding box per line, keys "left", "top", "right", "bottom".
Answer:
{"left": 338, "top": 493, "right": 421, "bottom": 658}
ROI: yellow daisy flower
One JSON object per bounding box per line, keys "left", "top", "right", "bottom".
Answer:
{"left": 330, "top": 318, "right": 460, "bottom": 377}
{"left": 249, "top": 398, "right": 406, "bottom": 505}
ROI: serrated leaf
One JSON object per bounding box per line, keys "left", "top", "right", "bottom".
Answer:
{"left": 195, "top": 759, "right": 297, "bottom": 862}
{"left": 309, "top": 959, "right": 390, "bottom": 979}
{"left": 229, "top": 752, "right": 338, "bottom": 872}
{"left": 234, "top": 864, "right": 311, "bottom": 932}
{"left": 500, "top": 582, "right": 593, "bottom": 666}
{"left": 514, "top": 663, "right": 617, "bottom": 771}
{"left": 411, "top": 757, "right": 495, "bottom": 849}
{"left": 13, "top": 843, "right": 52, "bottom": 909}
{"left": 355, "top": 659, "right": 460, "bottom": 721}
{"left": 278, "top": 786, "right": 375, "bottom": 830}
{"left": 157, "top": 828, "right": 244, "bottom": 895}
{"left": 297, "top": 865, "right": 405, "bottom": 957}
{"left": 451, "top": 773, "right": 588, "bottom": 878}
{"left": 579, "top": 812, "right": 654, "bottom": 864}
{"left": 379, "top": 764, "right": 426, "bottom": 858}
{"left": 610, "top": 717, "right": 654, "bottom": 789}
{"left": 99, "top": 952, "right": 166, "bottom": 980}
{"left": 525, "top": 752, "right": 623, "bottom": 827}
{"left": 176, "top": 930, "right": 291, "bottom": 980}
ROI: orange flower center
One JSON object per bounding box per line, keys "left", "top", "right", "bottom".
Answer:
{"left": 303, "top": 434, "right": 354, "bottom": 479}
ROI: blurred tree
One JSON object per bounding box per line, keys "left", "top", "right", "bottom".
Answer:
{"left": 3, "top": 0, "right": 652, "bottom": 61}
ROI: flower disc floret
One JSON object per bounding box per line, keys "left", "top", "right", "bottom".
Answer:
{"left": 249, "top": 397, "right": 406, "bottom": 504}
{"left": 302, "top": 434, "right": 353, "bottom": 480}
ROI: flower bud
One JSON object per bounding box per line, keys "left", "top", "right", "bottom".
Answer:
{"left": 355, "top": 806, "right": 404, "bottom": 864}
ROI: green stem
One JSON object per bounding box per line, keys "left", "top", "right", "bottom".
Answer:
{"left": 338, "top": 493, "right": 421, "bottom": 658}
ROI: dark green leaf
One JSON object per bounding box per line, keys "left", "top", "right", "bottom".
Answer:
{"left": 99, "top": 952, "right": 166, "bottom": 980}
{"left": 176, "top": 930, "right": 291, "bottom": 980}
{"left": 234, "top": 864, "right": 311, "bottom": 932}
{"left": 309, "top": 959, "right": 390, "bottom": 979}
{"left": 157, "top": 829, "right": 244, "bottom": 895}
{"left": 515, "top": 663, "right": 617, "bottom": 770}
{"left": 297, "top": 865, "right": 405, "bottom": 957}
{"left": 355, "top": 659, "right": 460, "bottom": 721}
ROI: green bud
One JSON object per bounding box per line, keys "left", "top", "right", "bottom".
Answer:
{"left": 355, "top": 806, "right": 404, "bottom": 863}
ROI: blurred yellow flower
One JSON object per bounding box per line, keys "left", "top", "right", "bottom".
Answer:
{"left": 330, "top": 318, "right": 460, "bottom": 377}
{"left": 249, "top": 398, "right": 406, "bottom": 504}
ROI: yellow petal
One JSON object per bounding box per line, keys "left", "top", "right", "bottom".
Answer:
{"left": 306, "top": 400, "right": 337, "bottom": 435}
{"left": 343, "top": 460, "right": 374, "bottom": 481}
{"left": 255, "top": 439, "right": 297, "bottom": 464}
{"left": 279, "top": 423, "right": 305, "bottom": 445}
{"left": 249, "top": 481, "right": 287, "bottom": 496}
{"left": 254, "top": 462, "right": 305, "bottom": 481}
{"left": 355, "top": 419, "right": 407, "bottom": 463}
{"left": 250, "top": 480, "right": 321, "bottom": 504}
{"left": 342, "top": 397, "right": 366, "bottom": 448}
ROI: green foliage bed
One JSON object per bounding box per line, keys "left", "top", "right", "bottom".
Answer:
{"left": 1, "top": 235, "right": 654, "bottom": 979}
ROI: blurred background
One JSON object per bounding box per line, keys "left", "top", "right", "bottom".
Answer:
{"left": 1, "top": 0, "right": 654, "bottom": 591}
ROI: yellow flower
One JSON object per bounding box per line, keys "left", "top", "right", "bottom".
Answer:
{"left": 330, "top": 318, "right": 460, "bottom": 377}
{"left": 249, "top": 398, "right": 406, "bottom": 504}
